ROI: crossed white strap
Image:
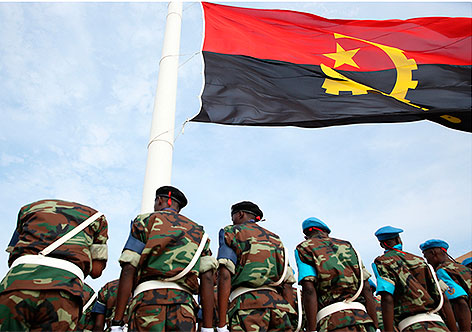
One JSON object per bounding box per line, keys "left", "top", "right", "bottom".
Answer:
{"left": 10, "top": 211, "right": 103, "bottom": 282}
{"left": 229, "top": 244, "right": 289, "bottom": 302}
{"left": 316, "top": 248, "right": 366, "bottom": 324}
{"left": 133, "top": 232, "right": 209, "bottom": 297}
{"left": 397, "top": 260, "right": 445, "bottom": 331}
{"left": 40, "top": 211, "right": 103, "bottom": 256}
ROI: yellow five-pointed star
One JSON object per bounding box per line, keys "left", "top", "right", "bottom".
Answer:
{"left": 323, "top": 43, "right": 360, "bottom": 69}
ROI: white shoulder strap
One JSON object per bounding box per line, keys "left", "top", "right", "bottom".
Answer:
{"left": 40, "top": 211, "right": 104, "bottom": 256}
{"left": 425, "top": 260, "right": 444, "bottom": 314}
{"left": 345, "top": 248, "right": 364, "bottom": 303}
{"left": 270, "top": 245, "right": 289, "bottom": 287}
{"left": 165, "top": 232, "right": 209, "bottom": 282}
{"left": 82, "top": 291, "right": 98, "bottom": 313}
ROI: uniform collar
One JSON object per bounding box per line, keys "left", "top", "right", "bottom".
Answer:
{"left": 384, "top": 243, "right": 403, "bottom": 253}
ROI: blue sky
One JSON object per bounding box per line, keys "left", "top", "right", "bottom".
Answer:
{"left": 0, "top": 1, "right": 471, "bottom": 292}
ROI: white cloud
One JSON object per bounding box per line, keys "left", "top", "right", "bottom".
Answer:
{"left": 0, "top": 153, "right": 24, "bottom": 167}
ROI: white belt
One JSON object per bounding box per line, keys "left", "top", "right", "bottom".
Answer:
{"left": 228, "top": 286, "right": 277, "bottom": 303}
{"left": 398, "top": 312, "right": 443, "bottom": 332}
{"left": 133, "top": 280, "right": 193, "bottom": 298}
{"left": 316, "top": 301, "right": 367, "bottom": 324}
{"left": 10, "top": 255, "right": 84, "bottom": 282}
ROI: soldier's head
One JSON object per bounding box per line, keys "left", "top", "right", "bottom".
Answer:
{"left": 302, "top": 217, "right": 331, "bottom": 238}
{"left": 420, "top": 239, "right": 449, "bottom": 267}
{"left": 154, "top": 185, "right": 188, "bottom": 212}
{"left": 375, "top": 226, "right": 403, "bottom": 250}
{"left": 231, "top": 201, "right": 263, "bottom": 225}
{"left": 462, "top": 257, "right": 472, "bottom": 269}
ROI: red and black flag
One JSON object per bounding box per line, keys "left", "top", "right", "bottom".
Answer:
{"left": 192, "top": 2, "right": 471, "bottom": 132}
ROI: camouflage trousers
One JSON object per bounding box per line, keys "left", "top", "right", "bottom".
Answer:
{"left": 0, "top": 289, "right": 80, "bottom": 331}
{"left": 128, "top": 303, "right": 196, "bottom": 332}
{"left": 403, "top": 320, "right": 450, "bottom": 332}
{"left": 229, "top": 308, "right": 293, "bottom": 332}
{"left": 327, "top": 323, "right": 376, "bottom": 332}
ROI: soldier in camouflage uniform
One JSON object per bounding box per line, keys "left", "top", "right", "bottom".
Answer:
{"left": 0, "top": 199, "right": 108, "bottom": 331}
{"left": 372, "top": 226, "right": 455, "bottom": 332}
{"left": 92, "top": 279, "right": 132, "bottom": 331}
{"left": 77, "top": 283, "right": 98, "bottom": 332}
{"left": 420, "top": 239, "right": 472, "bottom": 332}
{"left": 295, "top": 217, "right": 378, "bottom": 332}
{"left": 111, "top": 186, "right": 217, "bottom": 332}
{"left": 217, "top": 201, "right": 296, "bottom": 332}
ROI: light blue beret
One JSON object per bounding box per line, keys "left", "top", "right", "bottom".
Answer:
{"left": 419, "top": 239, "right": 449, "bottom": 252}
{"left": 462, "top": 257, "right": 472, "bottom": 267}
{"left": 302, "top": 217, "right": 331, "bottom": 234}
{"left": 374, "top": 226, "right": 403, "bottom": 241}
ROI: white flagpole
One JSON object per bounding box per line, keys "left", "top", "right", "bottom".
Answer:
{"left": 141, "top": 2, "right": 183, "bottom": 213}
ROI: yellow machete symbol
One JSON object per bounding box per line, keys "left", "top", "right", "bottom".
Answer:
{"left": 321, "top": 33, "right": 461, "bottom": 124}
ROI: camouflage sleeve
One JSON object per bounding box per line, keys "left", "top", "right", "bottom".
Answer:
{"left": 90, "top": 215, "right": 109, "bottom": 260}
{"left": 5, "top": 230, "right": 20, "bottom": 253}
{"left": 436, "top": 268, "right": 468, "bottom": 300}
{"left": 91, "top": 281, "right": 108, "bottom": 314}
{"left": 284, "top": 265, "right": 296, "bottom": 284}
{"left": 199, "top": 237, "right": 218, "bottom": 273}
{"left": 372, "top": 260, "right": 395, "bottom": 295}
{"left": 119, "top": 214, "right": 149, "bottom": 267}
{"left": 82, "top": 283, "right": 95, "bottom": 304}
{"left": 6, "top": 208, "right": 24, "bottom": 253}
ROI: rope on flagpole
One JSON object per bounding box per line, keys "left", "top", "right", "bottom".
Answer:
{"left": 179, "top": 52, "right": 200, "bottom": 68}
{"left": 174, "top": 118, "right": 191, "bottom": 143}
{"left": 159, "top": 52, "right": 200, "bottom": 68}
{"left": 147, "top": 131, "right": 174, "bottom": 150}
{"left": 183, "top": 2, "right": 198, "bottom": 12}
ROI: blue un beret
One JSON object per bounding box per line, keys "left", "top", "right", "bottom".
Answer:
{"left": 374, "top": 226, "right": 403, "bottom": 241}
{"left": 419, "top": 239, "right": 449, "bottom": 252}
{"left": 462, "top": 257, "right": 472, "bottom": 267}
{"left": 302, "top": 217, "right": 331, "bottom": 234}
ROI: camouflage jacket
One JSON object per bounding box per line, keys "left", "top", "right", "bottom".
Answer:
{"left": 119, "top": 209, "right": 217, "bottom": 309}
{"left": 217, "top": 221, "right": 296, "bottom": 316}
{"left": 295, "top": 233, "right": 373, "bottom": 331}
{"left": 91, "top": 279, "right": 131, "bottom": 331}
{"left": 436, "top": 260, "right": 472, "bottom": 307}
{"left": 373, "top": 249, "right": 442, "bottom": 323}
{"left": 77, "top": 283, "right": 97, "bottom": 332}
{"left": 1, "top": 199, "right": 108, "bottom": 301}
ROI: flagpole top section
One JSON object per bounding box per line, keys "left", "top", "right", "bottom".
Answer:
{"left": 167, "top": 2, "right": 182, "bottom": 20}
{"left": 140, "top": 0, "right": 183, "bottom": 214}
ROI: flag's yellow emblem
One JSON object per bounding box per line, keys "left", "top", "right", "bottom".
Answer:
{"left": 321, "top": 33, "right": 462, "bottom": 124}
{"left": 321, "top": 33, "right": 419, "bottom": 106}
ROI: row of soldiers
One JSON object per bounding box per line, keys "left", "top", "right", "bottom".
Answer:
{"left": 0, "top": 185, "right": 470, "bottom": 331}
